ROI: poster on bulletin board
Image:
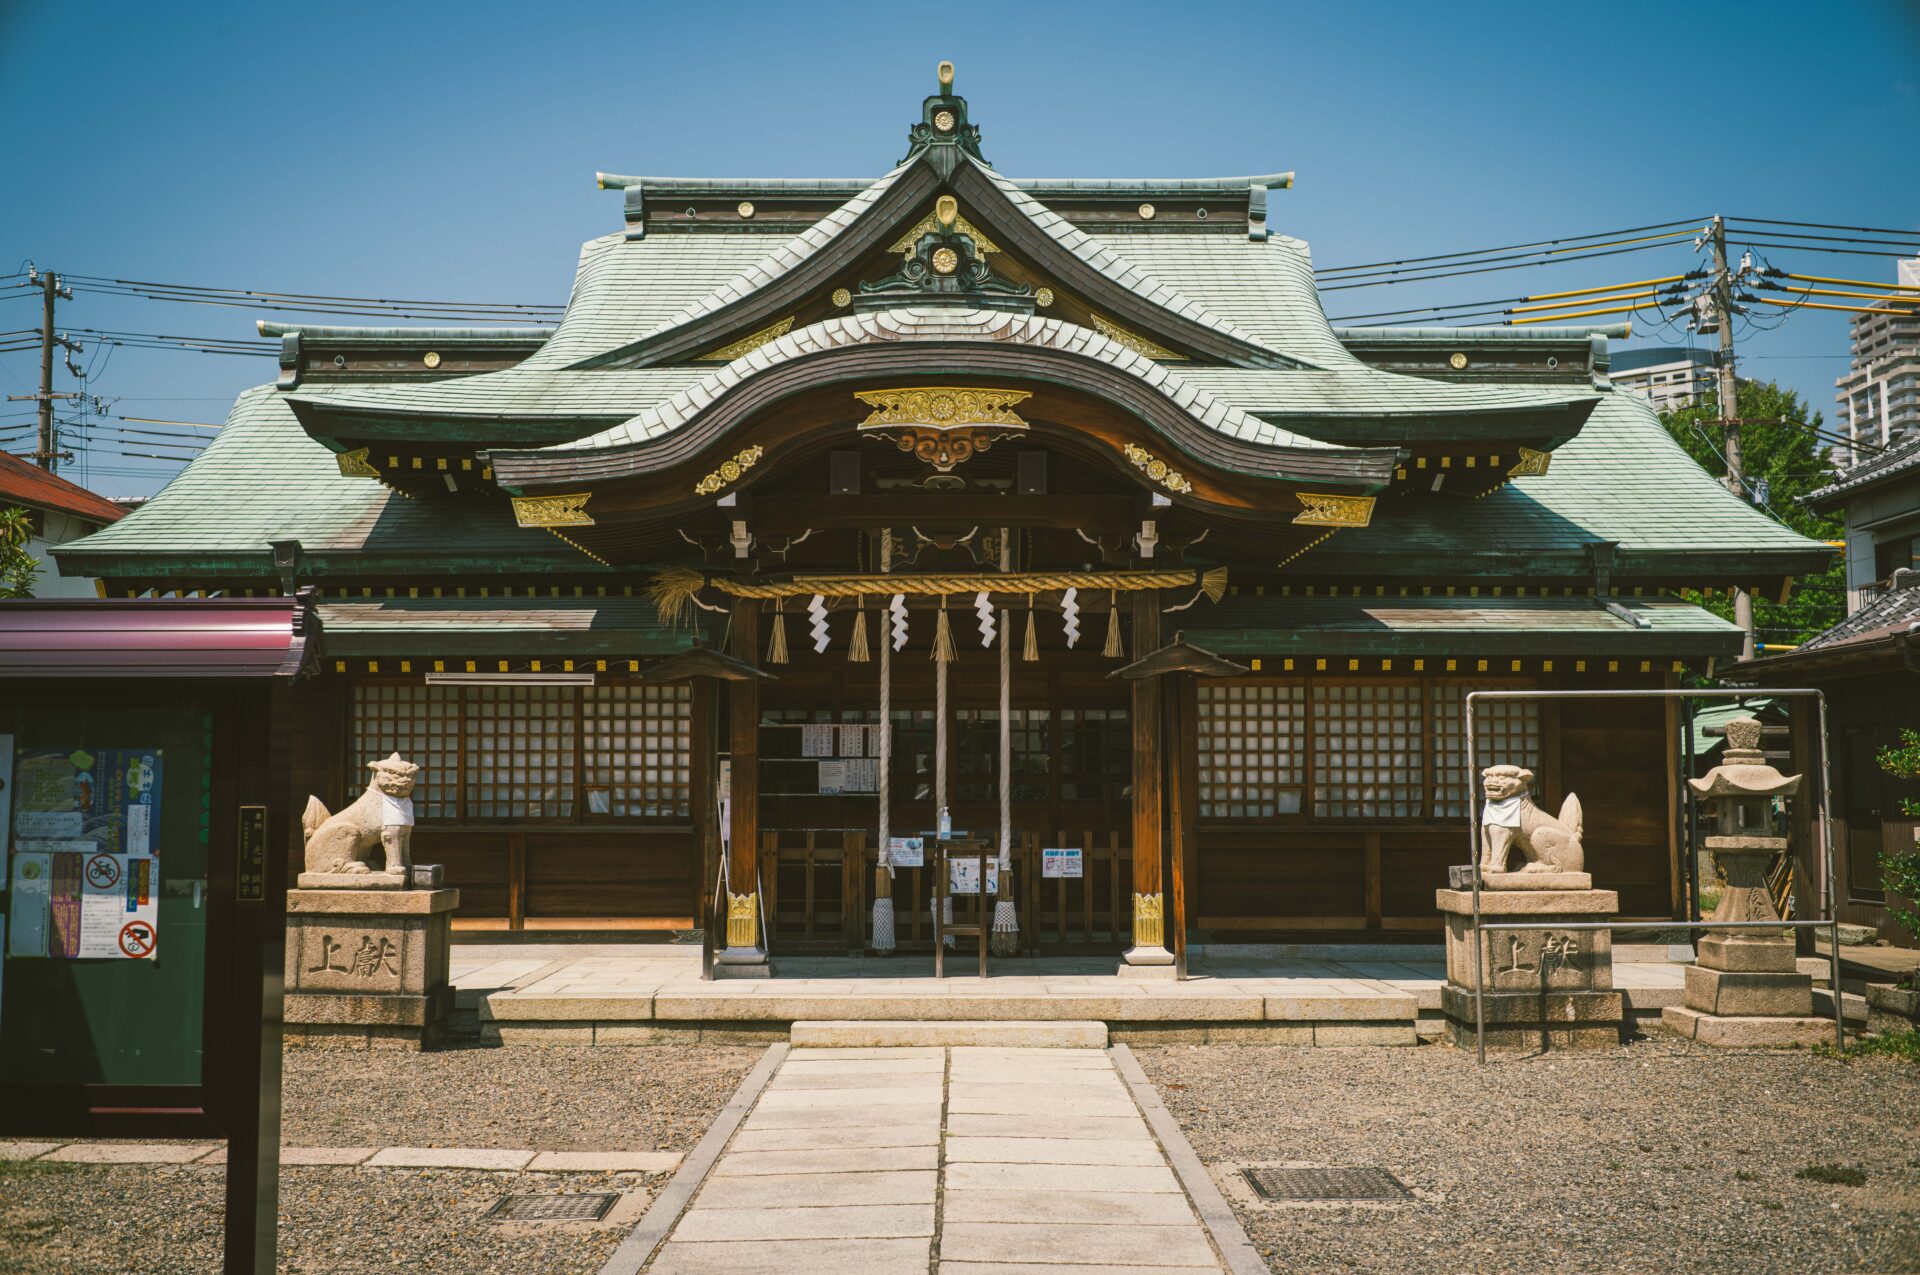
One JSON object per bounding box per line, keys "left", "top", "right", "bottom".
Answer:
{"left": 7, "top": 747, "right": 163, "bottom": 960}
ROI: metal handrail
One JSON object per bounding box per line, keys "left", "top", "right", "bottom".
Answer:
{"left": 1464, "top": 687, "right": 1841, "bottom": 1063}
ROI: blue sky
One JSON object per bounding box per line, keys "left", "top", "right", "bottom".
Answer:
{"left": 2, "top": 0, "right": 1916, "bottom": 498}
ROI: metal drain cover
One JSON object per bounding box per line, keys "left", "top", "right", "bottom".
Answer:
{"left": 488, "top": 1191, "right": 619, "bottom": 1222}
{"left": 1242, "top": 1166, "right": 1410, "bottom": 1202}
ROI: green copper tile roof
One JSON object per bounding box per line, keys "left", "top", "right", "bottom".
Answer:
{"left": 54, "top": 386, "right": 608, "bottom": 579}
{"left": 1183, "top": 594, "right": 1743, "bottom": 658}
{"left": 317, "top": 597, "right": 688, "bottom": 657}
{"left": 1308, "top": 393, "right": 1828, "bottom": 572}
{"left": 1169, "top": 368, "right": 1597, "bottom": 419}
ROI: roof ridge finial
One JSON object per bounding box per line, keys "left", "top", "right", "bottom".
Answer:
{"left": 902, "top": 58, "right": 986, "bottom": 173}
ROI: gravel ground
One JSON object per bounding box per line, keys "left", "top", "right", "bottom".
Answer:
{"left": 283, "top": 1042, "right": 761, "bottom": 1150}
{"left": 0, "top": 1042, "right": 763, "bottom": 1274}
{"left": 1136, "top": 1037, "right": 1920, "bottom": 1275}
{"left": 0, "top": 1162, "right": 651, "bottom": 1274}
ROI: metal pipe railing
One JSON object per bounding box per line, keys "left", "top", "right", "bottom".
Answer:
{"left": 1464, "top": 687, "right": 1840, "bottom": 1063}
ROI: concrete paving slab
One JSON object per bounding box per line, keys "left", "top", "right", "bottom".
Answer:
{"left": 945, "top": 1112, "right": 1155, "bottom": 1141}
{"left": 945, "top": 1161, "right": 1182, "bottom": 1195}
{"left": 0, "top": 1141, "right": 64, "bottom": 1160}
{"left": 945, "top": 1090, "right": 1139, "bottom": 1119}
{"left": 713, "top": 1145, "right": 938, "bottom": 1177}
{"left": 648, "top": 1238, "right": 932, "bottom": 1275}
{"left": 671, "top": 1203, "right": 934, "bottom": 1242}
{"left": 943, "top": 1137, "right": 1166, "bottom": 1166}
{"left": 942, "top": 1188, "right": 1205, "bottom": 1226}
{"left": 363, "top": 1147, "right": 535, "bottom": 1170}
{"left": 753, "top": 1087, "right": 943, "bottom": 1111}
{"left": 945, "top": 1064, "right": 1127, "bottom": 1086}
{"left": 938, "top": 1263, "right": 1221, "bottom": 1274}
{"left": 771, "top": 1070, "right": 946, "bottom": 1091}
{"left": 784, "top": 1047, "right": 944, "bottom": 1060}
{"left": 42, "top": 1142, "right": 221, "bottom": 1164}
{"left": 743, "top": 1105, "right": 944, "bottom": 1132}
{"left": 526, "top": 1151, "right": 682, "bottom": 1172}
{"left": 282, "top": 1147, "right": 382, "bottom": 1166}
{"left": 778, "top": 1057, "right": 945, "bottom": 1075}
{"left": 695, "top": 1168, "right": 936, "bottom": 1209}
{"left": 728, "top": 1124, "right": 941, "bottom": 1152}
{"left": 939, "top": 1221, "right": 1217, "bottom": 1267}
{"left": 791, "top": 1020, "right": 1107, "bottom": 1047}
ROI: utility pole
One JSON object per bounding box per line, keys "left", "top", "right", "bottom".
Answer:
{"left": 1706, "top": 217, "right": 1755, "bottom": 660}
{"left": 6, "top": 266, "right": 78, "bottom": 473}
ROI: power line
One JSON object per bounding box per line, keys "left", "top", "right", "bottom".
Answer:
{"left": 1314, "top": 218, "right": 1704, "bottom": 277}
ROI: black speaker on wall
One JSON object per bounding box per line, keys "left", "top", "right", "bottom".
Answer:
{"left": 1016, "top": 450, "right": 1048, "bottom": 496}
{"left": 829, "top": 450, "right": 861, "bottom": 495}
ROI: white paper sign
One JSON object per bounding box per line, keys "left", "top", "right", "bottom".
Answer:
{"left": 886, "top": 836, "right": 924, "bottom": 867}
{"left": 947, "top": 858, "right": 1001, "bottom": 895}
{"left": 838, "top": 724, "right": 867, "bottom": 758}
{"left": 1042, "top": 847, "right": 1084, "bottom": 879}
{"left": 76, "top": 853, "right": 158, "bottom": 959}
{"left": 15, "top": 810, "right": 83, "bottom": 840}
{"left": 817, "top": 760, "right": 849, "bottom": 794}
{"left": 801, "top": 725, "right": 836, "bottom": 758}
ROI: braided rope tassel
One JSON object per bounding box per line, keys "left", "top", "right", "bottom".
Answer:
{"left": 1022, "top": 592, "right": 1039, "bottom": 662}
{"left": 932, "top": 595, "right": 956, "bottom": 664}
{"left": 1103, "top": 589, "right": 1125, "bottom": 659}
{"left": 847, "top": 604, "right": 870, "bottom": 663}
{"left": 766, "top": 598, "right": 790, "bottom": 665}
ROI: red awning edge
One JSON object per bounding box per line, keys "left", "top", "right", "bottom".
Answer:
{"left": 0, "top": 597, "right": 314, "bottom": 679}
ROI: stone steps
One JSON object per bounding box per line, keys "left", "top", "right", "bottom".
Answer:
{"left": 789, "top": 1020, "right": 1107, "bottom": 1048}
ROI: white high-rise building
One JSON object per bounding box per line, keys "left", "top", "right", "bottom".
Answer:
{"left": 1835, "top": 257, "right": 1920, "bottom": 463}
{"left": 1609, "top": 346, "right": 1717, "bottom": 412}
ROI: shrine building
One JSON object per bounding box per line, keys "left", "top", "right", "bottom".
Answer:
{"left": 56, "top": 66, "right": 1829, "bottom": 964}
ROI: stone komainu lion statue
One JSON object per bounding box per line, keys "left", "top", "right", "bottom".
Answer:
{"left": 303, "top": 753, "right": 418, "bottom": 877}
{"left": 1479, "top": 764, "right": 1584, "bottom": 875}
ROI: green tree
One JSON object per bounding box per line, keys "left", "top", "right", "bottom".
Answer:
{"left": 0, "top": 507, "right": 40, "bottom": 598}
{"left": 1875, "top": 730, "right": 1920, "bottom": 985}
{"left": 1660, "top": 379, "right": 1843, "bottom": 646}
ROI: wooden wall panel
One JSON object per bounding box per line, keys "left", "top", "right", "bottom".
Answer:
{"left": 1558, "top": 695, "right": 1671, "bottom": 916}
{"left": 523, "top": 829, "right": 695, "bottom": 920}
{"left": 413, "top": 828, "right": 511, "bottom": 918}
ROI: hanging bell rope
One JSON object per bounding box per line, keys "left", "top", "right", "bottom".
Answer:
{"left": 872, "top": 528, "right": 896, "bottom": 953}
{"left": 648, "top": 564, "right": 1226, "bottom": 625}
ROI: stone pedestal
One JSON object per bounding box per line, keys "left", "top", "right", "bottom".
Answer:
{"left": 1436, "top": 886, "right": 1624, "bottom": 1050}
{"left": 1660, "top": 933, "right": 1834, "bottom": 1047}
{"left": 285, "top": 888, "right": 459, "bottom": 1049}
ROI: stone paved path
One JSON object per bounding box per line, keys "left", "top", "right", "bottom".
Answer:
{"left": 642, "top": 1046, "right": 1227, "bottom": 1273}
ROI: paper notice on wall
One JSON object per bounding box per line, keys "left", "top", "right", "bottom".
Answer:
{"left": 75, "top": 854, "right": 157, "bottom": 959}
{"left": 801, "top": 725, "right": 836, "bottom": 758}
{"left": 47, "top": 849, "right": 83, "bottom": 958}
{"left": 7, "top": 850, "right": 51, "bottom": 957}
{"left": 843, "top": 759, "right": 878, "bottom": 793}
{"left": 1042, "top": 847, "right": 1084, "bottom": 879}
{"left": 816, "top": 760, "right": 849, "bottom": 794}
{"left": 838, "top": 724, "right": 867, "bottom": 758}
{"left": 11, "top": 748, "right": 163, "bottom": 857}
{"left": 886, "top": 836, "right": 924, "bottom": 867}
{"left": 947, "top": 858, "right": 1000, "bottom": 895}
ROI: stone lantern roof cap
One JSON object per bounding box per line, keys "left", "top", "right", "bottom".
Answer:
{"left": 1688, "top": 718, "right": 1802, "bottom": 798}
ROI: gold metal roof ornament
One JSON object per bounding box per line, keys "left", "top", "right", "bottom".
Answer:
{"left": 511, "top": 493, "right": 595, "bottom": 528}
{"left": 1121, "top": 443, "right": 1193, "bottom": 495}
{"left": 695, "top": 316, "right": 795, "bottom": 362}
{"left": 855, "top": 386, "right": 1032, "bottom": 474}
{"left": 1090, "top": 314, "right": 1186, "bottom": 361}
{"left": 693, "top": 445, "right": 765, "bottom": 496}
{"left": 335, "top": 447, "right": 380, "bottom": 479}
{"left": 1508, "top": 447, "right": 1552, "bottom": 477}
{"left": 1293, "top": 493, "right": 1376, "bottom": 528}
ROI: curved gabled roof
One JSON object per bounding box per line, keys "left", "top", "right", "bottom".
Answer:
{"left": 487, "top": 306, "right": 1401, "bottom": 489}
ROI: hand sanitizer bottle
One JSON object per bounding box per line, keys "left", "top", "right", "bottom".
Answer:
{"left": 937, "top": 806, "right": 952, "bottom": 840}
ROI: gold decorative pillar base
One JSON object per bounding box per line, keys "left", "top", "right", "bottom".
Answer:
{"left": 716, "top": 890, "right": 771, "bottom": 977}
{"left": 1122, "top": 891, "right": 1175, "bottom": 970}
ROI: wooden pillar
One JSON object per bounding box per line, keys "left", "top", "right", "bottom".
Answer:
{"left": 721, "top": 598, "right": 766, "bottom": 965}
{"left": 1124, "top": 590, "right": 1171, "bottom": 964}
{"left": 1166, "top": 671, "right": 1193, "bottom": 978}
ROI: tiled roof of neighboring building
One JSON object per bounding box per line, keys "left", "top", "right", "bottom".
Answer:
{"left": 0, "top": 450, "right": 126, "bottom": 525}
{"left": 1795, "top": 576, "right": 1920, "bottom": 651}
{"left": 1804, "top": 432, "right": 1920, "bottom": 509}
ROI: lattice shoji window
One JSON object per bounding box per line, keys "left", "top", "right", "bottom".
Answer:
{"left": 1311, "top": 683, "right": 1423, "bottom": 819}
{"left": 955, "top": 709, "right": 1050, "bottom": 803}
{"left": 585, "top": 684, "right": 691, "bottom": 819}
{"left": 1431, "top": 683, "right": 1543, "bottom": 819}
{"left": 349, "top": 685, "right": 459, "bottom": 819}
{"left": 1198, "top": 684, "right": 1306, "bottom": 819}
{"left": 1060, "top": 707, "right": 1130, "bottom": 803}
{"left": 463, "top": 686, "right": 576, "bottom": 819}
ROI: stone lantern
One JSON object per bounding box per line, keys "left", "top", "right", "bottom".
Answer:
{"left": 1662, "top": 717, "right": 1832, "bottom": 1046}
